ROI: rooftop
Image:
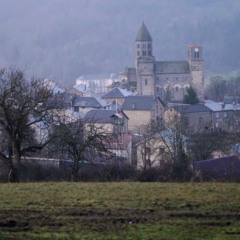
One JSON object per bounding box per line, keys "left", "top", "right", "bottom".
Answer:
{"left": 135, "top": 22, "right": 152, "bottom": 42}
{"left": 122, "top": 95, "right": 160, "bottom": 111}
{"left": 102, "top": 87, "right": 134, "bottom": 99}
{"left": 155, "top": 61, "right": 190, "bottom": 74}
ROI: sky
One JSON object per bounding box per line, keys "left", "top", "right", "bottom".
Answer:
{"left": 0, "top": 0, "right": 239, "bottom": 85}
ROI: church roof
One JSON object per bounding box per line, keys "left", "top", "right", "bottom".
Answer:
{"left": 155, "top": 61, "right": 190, "bottom": 74}
{"left": 135, "top": 22, "right": 152, "bottom": 42}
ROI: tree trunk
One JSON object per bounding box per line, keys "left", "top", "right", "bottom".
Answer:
{"left": 8, "top": 166, "right": 19, "bottom": 183}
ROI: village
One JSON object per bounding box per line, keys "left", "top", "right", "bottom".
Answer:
{"left": 1, "top": 22, "right": 240, "bottom": 183}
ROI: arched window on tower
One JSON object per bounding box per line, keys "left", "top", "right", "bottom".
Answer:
{"left": 194, "top": 48, "right": 200, "bottom": 59}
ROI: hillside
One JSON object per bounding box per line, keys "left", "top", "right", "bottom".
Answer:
{"left": 0, "top": 0, "right": 239, "bottom": 85}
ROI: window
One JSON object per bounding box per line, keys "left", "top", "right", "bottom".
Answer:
{"left": 148, "top": 51, "right": 152, "bottom": 56}
{"left": 148, "top": 43, "right": 151, "bottom": 49}
{"left": 137, "top": 43, "right": 140, "bottom": 49}
{"left": 142, "top": 50, "right": 146, "bottom": 56}
{"left": 142, "top": 43, "right": 146, "bottom": 49}
{"left": 156, "top": 86, "right": 159, "bottom": 92}
{"left": 224, "top": 112, "right": 228, "bottom": 118}
{"left": 215, "top": 112, "right": 220, "bottom": 118}
{"left": 199, "top": 117, "right": 204, "bottom": 125}
{"left": 145, "top": 79, "right": 148, "bottom": 85}
{"left": 194, "top": 51, "right": 200, "bottom": 59}
{"left": 216, "top": 122, "right": 219, "bottom": 128}
{"left": 175, "top": 86, "right": 179, "bottom": 92}
{"left": 137, "top": 51, "right": 140, "bottom": 56}
{"left": 74, "top": 106, "right": 79, "bottom": 112}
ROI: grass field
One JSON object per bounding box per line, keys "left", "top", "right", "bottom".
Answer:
{"left": 0, "top": 182, "right": 240, "bottom": 240}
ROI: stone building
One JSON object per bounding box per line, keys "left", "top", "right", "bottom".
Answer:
{"left": 119, "top": 22, "right": 204, "bottom": 102}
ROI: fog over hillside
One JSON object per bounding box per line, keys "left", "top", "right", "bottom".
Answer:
{"left": 0, "top": 0, "right": 239, "bottom": 85}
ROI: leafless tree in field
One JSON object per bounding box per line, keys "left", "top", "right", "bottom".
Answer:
{"left": 0, "top": 68, "right": 61, "bottom": 182}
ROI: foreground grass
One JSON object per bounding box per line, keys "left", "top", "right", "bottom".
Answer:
{"left": 0, "top": 182, "right": 240, "bottom": 239}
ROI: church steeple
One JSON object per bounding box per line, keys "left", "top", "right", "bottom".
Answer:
{"left": 135, "top": 22, "right": 153, "bottom": 57}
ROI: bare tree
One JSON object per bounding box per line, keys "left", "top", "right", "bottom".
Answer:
{"left": 0, "top": 68, "right": 60, "bottom": 182}
{"left": 205, "top": 76, "right": 227, "bottom": 101}
{"left": 134, "top": 123, "right": 167, "bottom": 170}
{"left": 50, "top": 117, "right": 115, "bottom": 181}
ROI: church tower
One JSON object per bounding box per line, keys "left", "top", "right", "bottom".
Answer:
{"left": 188, "top": 44, "right": 204, "bottom": 101}
{"left": 135, "top": 22, "right": 155, "bottom": 96}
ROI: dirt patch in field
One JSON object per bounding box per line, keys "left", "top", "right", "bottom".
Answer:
{"left": 0, "top": 215, "right": 29, "bottom": 231}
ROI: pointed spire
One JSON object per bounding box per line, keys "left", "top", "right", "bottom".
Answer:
{"left": 135, "top": 22, "right": 152, "bottom": 41}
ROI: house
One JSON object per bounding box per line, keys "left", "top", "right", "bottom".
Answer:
{"left": 119, "top": 22, "right": 204, "bottom": 102}
{"left": 75, "top": 73, "right": 116, "bottom": 94}
{"left": 84, "top": 109, "right": 131, "bottom": 164}
{"left": 204, "top": 100, "right": 240, "bottom": 132}
{"left": 101, "top": 87, "right": 134, "bottom": 106}
{"left": 72, "top": 96, "right": 108, "bottom": 116}
{"left": 84, "top": 109, "right": 129, "bottom": 135}
{"left": 164, "top": 104, "right": 212, "bottom": 132}
{"left": 104, "top": 133, "right": 132, "bottom": 165}
{"left": 135, "top": 129, "right": 187, "bottom": 170}
{"left": 122, "top": 95, "right": 165, "bottom": 131}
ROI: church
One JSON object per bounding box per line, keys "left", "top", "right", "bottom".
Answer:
{"left": 119, "top": 22, "right": 204, "bottom": 102}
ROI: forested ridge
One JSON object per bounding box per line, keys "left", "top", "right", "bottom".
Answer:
{"left": 0, "top": 0, "right": 239, "bottom": 85}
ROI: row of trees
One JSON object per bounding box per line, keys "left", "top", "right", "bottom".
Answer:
{"left": 205, "top": 73, "right": 240, "bottom": 101}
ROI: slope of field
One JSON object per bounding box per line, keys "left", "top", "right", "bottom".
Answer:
{"left": 0, "top": 182, "right": 240, "bottom": 239}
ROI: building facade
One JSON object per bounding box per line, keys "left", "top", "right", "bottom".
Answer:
{"left": 119, "top": 22, "right": 204, "bottom": 102}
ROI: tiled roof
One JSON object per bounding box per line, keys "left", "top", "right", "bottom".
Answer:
{"left": 102, "top": 88, "right": 134, "bottom": 99}
{"left": 76, "top": 73, "right": 113, "bottom": 81}
{"left": 73, "top": 96, "right": 107, "bottom": 108}
{"left": 122, "top": 95, "right": 157, "bottom": 111}
{"left": 204, "top": 100, "right": 240, "bottom": 111}
{"left": 155, "top": 61, "right": 190, "bottom": 74}
{"left": 171, "top": 104, "right": 212, "bottom": 114}
{"left": 84, "top": 109, "right": 125, "bottom": 123}
{"left": 135, "top": 22, "right": 152, "bottom": 41}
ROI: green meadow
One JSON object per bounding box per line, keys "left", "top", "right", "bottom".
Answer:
{"left": 0, "top": 182, "right": 240, "bottom": 240}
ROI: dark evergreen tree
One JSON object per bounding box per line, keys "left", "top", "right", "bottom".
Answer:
{"left": 183, "top": 87, "right": 199, "bottom": 104}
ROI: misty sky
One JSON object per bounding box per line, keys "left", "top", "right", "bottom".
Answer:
{"left": 0, "top": 0, "right": 239, "bottom": 85}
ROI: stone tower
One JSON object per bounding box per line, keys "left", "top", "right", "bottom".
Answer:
{"left": 135, "top": 22, "right": 155, "bottom": 95}
{"left": 188, "top": 44, "right": 204, "bottom": 101}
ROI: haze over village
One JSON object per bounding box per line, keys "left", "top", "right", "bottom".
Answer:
{"left": 0, "top": 0, "right": 240, "bottom": 182}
